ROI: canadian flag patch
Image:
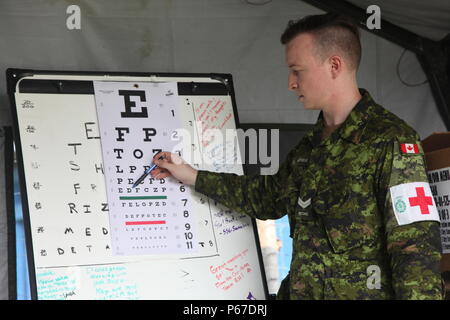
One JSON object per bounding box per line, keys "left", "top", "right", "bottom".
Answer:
{"left": 389, "top": 182, "right": 440, "bottom": 226}
{"left": 400, "top": 143, "right": 420, "bottom": 154}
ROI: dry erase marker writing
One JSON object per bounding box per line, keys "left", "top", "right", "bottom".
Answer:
{"left": 132, "top": 156, "right": 164, "bottom": 188}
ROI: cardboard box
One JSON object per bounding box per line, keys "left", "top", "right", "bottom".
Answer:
{"left": 422, "top": 132, "right": 450, "bottom": 272}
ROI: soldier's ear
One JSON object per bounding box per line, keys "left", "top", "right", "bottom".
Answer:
{"left": 329, "top": 55, "right": 343, "bottom": 79}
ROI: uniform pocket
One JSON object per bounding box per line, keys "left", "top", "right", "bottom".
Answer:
{"left": 321, "top": 209, "right": 372, "bottom": 253}
{"left": 318, "top": 179, "right": 378, "bottom": 254}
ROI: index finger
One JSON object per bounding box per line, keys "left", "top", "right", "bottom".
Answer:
{"left": 153, "top": 151, "right": 172, "bottom": 163}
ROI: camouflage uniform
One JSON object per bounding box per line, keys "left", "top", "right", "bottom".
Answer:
{"left": 195, "top": 89, "right": 444, "bottom": 299}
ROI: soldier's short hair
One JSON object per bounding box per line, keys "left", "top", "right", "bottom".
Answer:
{"left": 281, "top": 13, "right": 362, "bottom": 71}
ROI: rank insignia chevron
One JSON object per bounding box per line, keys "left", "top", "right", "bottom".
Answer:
{"left": 297, "top": 197, "right": 311, "bottom": 208}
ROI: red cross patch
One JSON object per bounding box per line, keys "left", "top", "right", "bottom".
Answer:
{"left": 408, "top": 187, "right": 433, "bottom": 214}
{"left": 390, "top": 182, "right": 440, "bottom": 226}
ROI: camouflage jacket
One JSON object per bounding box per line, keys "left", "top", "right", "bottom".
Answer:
{"left": 195, "top": 89, "right": 443, "bottom": 300}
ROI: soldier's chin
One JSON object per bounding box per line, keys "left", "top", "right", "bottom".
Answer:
{"left": 301, "top": 101, "right": 312, "bottom": 109}
{"left": 303, "top": 103, "right": 321, "bottom": 110}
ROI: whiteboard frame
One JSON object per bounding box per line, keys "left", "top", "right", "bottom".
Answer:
{"left": 1, "top": 126, "right": 17, "bottom": 300}
{"left": 6, "top": 68, "right": 269, "bottom": 300}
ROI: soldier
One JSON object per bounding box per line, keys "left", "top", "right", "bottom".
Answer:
{"left": 150, "top": 13, "right": 444, "bottom": 299}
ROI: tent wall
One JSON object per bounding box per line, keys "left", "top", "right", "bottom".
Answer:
{"left": 0, "top": 0, "right": 446, "bottom": 137}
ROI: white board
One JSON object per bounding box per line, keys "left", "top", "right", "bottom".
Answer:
{"left": 8, "top": 70, "right": 268, "bottom": 300}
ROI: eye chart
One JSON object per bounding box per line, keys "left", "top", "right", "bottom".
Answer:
{"left": 9, "top": 70, "right": 268, "bottom": 300}
{"left": 94, "top": 81, "right": 199, "bottom": 256}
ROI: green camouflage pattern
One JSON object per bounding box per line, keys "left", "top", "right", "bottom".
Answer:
{"left": 195, "top": 89, "right": 444, "bottom": 300}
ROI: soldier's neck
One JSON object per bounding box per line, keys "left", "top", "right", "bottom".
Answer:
{"left": 321, "top": 122, "right": 341, "bottom": 140}
{"left": 322, "top": 86, "right": 362, "bottom": 127}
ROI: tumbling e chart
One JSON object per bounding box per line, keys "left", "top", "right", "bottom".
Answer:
{"left": 7, "top": 69, "right": 268, "bottom": 300}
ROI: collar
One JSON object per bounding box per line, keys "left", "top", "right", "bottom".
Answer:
{"left": 305, "top": 88, "right": 375, "bottom": 146}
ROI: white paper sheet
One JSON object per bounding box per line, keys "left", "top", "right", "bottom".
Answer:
{"left": 94, "top": 81, "right": 198, "bottom": 256}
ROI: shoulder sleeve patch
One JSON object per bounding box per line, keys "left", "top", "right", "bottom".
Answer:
{"left": 388, "top": 140, "right": 428, "bottom": 186}
{"left": 389, "top": 182, "right": 440, "bottom": 226}
{"left": 399, "top": 143, "right": 422, "bottom": 155}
